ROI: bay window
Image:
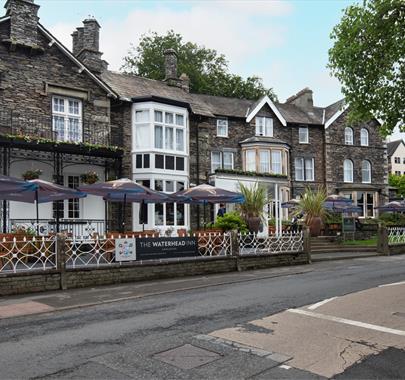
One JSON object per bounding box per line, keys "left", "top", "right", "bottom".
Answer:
{"left": 52, "top": 96, "right": 82, "bottom": 143}
{"left": 259, "top": 150, "right": 270, "bottom": 173}
{"left": 271, "top": 151, "right": 282, "bottom": 174}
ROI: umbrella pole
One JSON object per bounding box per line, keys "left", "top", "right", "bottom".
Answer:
{"left": 56, "top": 200, "right": 60, "bottom": 233}
{"left": 35, "top": 189, "right": 39, "bottom": 236}
{"left": 122, "top": 193, "right": 127, "bottom": 233}
{"left": 140, "top": 200, "right": 145, "bottom": 232}
{"left": 203, "top": 203, "right": 206, "bottom": 229}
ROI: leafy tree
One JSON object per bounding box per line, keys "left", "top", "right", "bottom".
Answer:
{"left": 388, "top": 173, "right": 405, "bottom": 196}
{"left": 328, "top": 0, "right": 405, "bottom": 136}
{"left": 122, "top": 30, "right": 277, "bottom": 100}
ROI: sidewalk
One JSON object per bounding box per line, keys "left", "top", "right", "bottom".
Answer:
{"left": 311, "top": 250, "right": 379, "bottom": 262}
{"left": 0, "top": 265, "right": 313, "bottom": 320}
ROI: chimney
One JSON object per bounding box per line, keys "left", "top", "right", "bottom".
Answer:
{"left": 179, "top": 73, "right": 190, "bottom": 92}
{"left": 286, "top": 88, "right": 314, "bottom": 110}
{"left": 5, "top": 0, "right": 40, "bottom": 47}
{"left": 164, "top": 49, "right": 178, "bottom": 81}
{"left": 72, "top": 18, "right": 106, "bottom": 73}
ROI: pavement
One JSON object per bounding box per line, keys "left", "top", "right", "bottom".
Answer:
{"left": 1, "top": 255, "right": 405, "bottom": 379}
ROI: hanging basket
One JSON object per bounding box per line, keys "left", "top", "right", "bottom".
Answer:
{"left": 22, "top": 169, "right": 42, "bottom": 181}
{"left": 80, "top": 171, "right": 99, "bottom": 185}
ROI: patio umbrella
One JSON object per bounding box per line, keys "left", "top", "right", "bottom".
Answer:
{"left": 281, "top": 199, "right": 300, "bottom": 209}
{"left": 0, "top": 179, "right": 86, "bottom": 235}
{"left": 0, "top": 174, "right": 37, "bottom": 193}
{"left": 171, "top": 184, "right": 245, "bottom": 227}
{"left": 80, "top": 178, "right": 168, "bottom": 232}
{"left": 325, "top": 203, "right": 362, "bottom": 214}
{"left": 104, "top": 185, "right": 172, "bottom": 231}
{"left": 324, "top": 194, "right": 352, "bottom": 212}
{"left": 375, "top": 201, "right": 405, "bottom": 212}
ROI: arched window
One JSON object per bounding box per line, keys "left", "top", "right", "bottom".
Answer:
{"left": 362, "top": 160, "right": 371, "bottom": 183}
{"left": 344, "top": 127, "right": 353, "bottom": 145}
{"left": 360, "top": 128, "right": 369, "bottom": 146}
{"left": 344, "top": 159, "right": 353, "bottom": 183}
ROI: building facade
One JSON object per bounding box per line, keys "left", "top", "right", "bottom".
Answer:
{"left": 0, "top": 0, "right": 389, "bottom": 236}
{"left": 387, "top": 140, "right": 405, "bottom": 176}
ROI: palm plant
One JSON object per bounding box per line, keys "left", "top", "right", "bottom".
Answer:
{"left": 238, "top": 182, "right": 268, "bottom": 233}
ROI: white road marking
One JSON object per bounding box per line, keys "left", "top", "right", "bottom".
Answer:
{"left": 287, "top": 308, "right": 405, "bottom": 337}
{"left": 379, "top": 280, "right": 405, "bottom": 288}
{"left": 279, "top": 364, "right": 291, "bottom": 370}
{"left": 308, "top": 297, "right": 337, "bottom": 310}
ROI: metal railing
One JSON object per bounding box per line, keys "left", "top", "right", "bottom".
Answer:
{"left": 10, "top": 219, "right": 110, "bottom": 239}
{"left": 195, "top": 232, "right": 232, "bottom": 256}
{"left": 239, "top": 232, "right": 304, "bottom": 255}
{"left": 0, "top": 236, "right": 57, "bottom": 273}
{"left": 388, "top": 227, "right": 405, "bottom": 245}
{"left": 0, "top": 109, "right": 123, "bottom": 148}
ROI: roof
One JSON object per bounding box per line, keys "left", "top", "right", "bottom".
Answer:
{"left": 387, "top": 140, "right": 404, "bottom": 157}
{"left": 100, "top": 70, "right": 348, "bottom": 127}
{"left": 101, "top": 71, "right": 215, "bottom": 117}
{"left": 239, "top": 136, "right": 289, "bottom": 146}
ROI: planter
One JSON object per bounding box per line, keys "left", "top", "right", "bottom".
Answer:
{"left": 309, "top": 217, "right": 323, "bottom": 237}
{"left": 80, "top": 171, "right": 99, "bottom": 185}
{"left": 247, "top": 217, "right": 261, "bottom": 234}
{"left": 22, "top": 169, "right": 42, "bottom": 180}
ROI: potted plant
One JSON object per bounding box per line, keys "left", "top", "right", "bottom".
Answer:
{"left": 211, "top": 211, "right": 248, "bottom": 234}
{"left": 296, "top": 187, "right": 328, "bottom": 237}
{"left": 268, "top": 217, "right": 276, "bottom": 234}
{"left": 80, "top": 171, "right": 99, "bottom": 184}
{"left": 22, "top": 169, "right": 42, "bottom": 181}
{"left": 238, "top": 182, "right": 267, "bottom": 234}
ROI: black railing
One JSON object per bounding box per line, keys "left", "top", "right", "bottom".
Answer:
{"left": 9, "top": 219, "right": 113, "bottom": 238}
{"left": 0, "top": 109, "right": 123, "bottom": 148}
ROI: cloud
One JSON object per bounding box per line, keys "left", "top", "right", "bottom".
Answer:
{"left": 46, "top": 1, "right": 293, "bottom": 71}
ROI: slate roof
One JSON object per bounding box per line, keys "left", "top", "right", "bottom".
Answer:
{"left": 101, "top": 70, "right": 345, "bottom": 126}
{"left": 239, "top": 136, "right": 289, "bottom": 146}
{"left": 387, "top": 140, "right": 404, "bottom": 157}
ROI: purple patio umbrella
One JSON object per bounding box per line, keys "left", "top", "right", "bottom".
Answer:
{"left": 171, "top": 184, "right": 245, "bottom": 228}
{"left": 281, "top": 199, "right": 300, "bottom": 209}
{"left": 324, "top": 194, "right": 352, "bottom": 212}
{"left": 0, "top": 179, "right": 86, "bottom": 234}
{"left": 375, "top": 201, "right": 405, "bottom": 212}
{"left": 0, "top": 174, "right": 37, "bottom": 193}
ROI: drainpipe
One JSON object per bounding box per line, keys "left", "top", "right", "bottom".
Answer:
{"left": 196, "top": 118, "right": 200, "bottom": 229}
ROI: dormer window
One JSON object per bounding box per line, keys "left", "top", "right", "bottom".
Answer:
{"left": 217, "top": 118, "right": 228, "bottom": 137}
{"left": 255, "top": 117, "right": 273, "bottom": 137}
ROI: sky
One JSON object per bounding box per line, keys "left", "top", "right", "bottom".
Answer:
{"left": 26, "top": 0, "right": 402, "bottom": 140}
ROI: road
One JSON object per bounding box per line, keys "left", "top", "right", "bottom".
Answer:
{"left": 1, "top": 255, "right": 405, "bottom": 379}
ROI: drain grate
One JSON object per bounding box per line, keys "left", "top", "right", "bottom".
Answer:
{"left": 153, "top": 344, "right": 221, "bottom": 370}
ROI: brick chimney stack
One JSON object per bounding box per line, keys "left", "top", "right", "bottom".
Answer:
{"left": 72, "top": 17, "right": 107, "bottom": 73}
{"left": 164, "top": 49, "right": 190, "bottom": 91}
{"left": 5, "top": 0, "right": 40, "bottom": 47}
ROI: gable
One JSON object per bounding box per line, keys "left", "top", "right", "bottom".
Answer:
{"left": 245, "top": 95, "right": 287, "bottom": 126}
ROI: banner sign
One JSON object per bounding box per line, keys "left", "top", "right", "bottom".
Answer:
{"left": 136, "top": 237, "right": 199, "bottom": 260}
{"left": 115, "top": 238, "right": 136, "bottom": 261}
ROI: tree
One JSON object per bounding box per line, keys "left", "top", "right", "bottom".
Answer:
{"left": 122, "top": 30, "right": 277, "bottom": 100}
{"left": 328, "top": 0, "right": 405, "bottom": 136}
{"left": 388, "top": 174, "right": 405, "bottom": 196}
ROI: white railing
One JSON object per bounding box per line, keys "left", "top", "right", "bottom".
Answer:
{"left": 65, "top": 237, "right": 116, "bottom": 268}
{"left": 239, "top": 232, "right": 304, "bottom": 255}
{"left": 195, "top": 232, "right": 232, "bottom": 256}
{"left": 388, "top": 227, "right": 405, "bottom": 245}
{"left": 0, "top": 236, "right": 57, "bottom": 273}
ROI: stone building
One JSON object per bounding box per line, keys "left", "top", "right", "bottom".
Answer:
{"left": 0, "top": 0, "right": 389, "bottom": 236}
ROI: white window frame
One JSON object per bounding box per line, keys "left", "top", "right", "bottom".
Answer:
{"left": 298, "top": 126, "right": 309, "bottom": 144}
{"left": 245, "top": 150, "right": 256, "bottom": 172}
{"left": 344, "top": 159, "right": 354, "bottom": 183}
{"left": 52, "top": 96, "right": 83, "bottom": 143}
{"left": 360, "top": 128, "right": 369, "bottom": 146}
{"left": 216, "top": 118, "right": 228, "bottom": 138}
{"left": 255, "top": 117, "right": 273, "bottom": 137}
{"left": 259, "top": 150, "right": 270, "bottom": 173}
{"left": 223, "top": 151, "right": 234, "bottom": 170}
{"left": 294, "top": 157, "right": 314, "bottom": 181}
{"left": 362, "top": 160, "right": 371, "bottom": 183}
{"left": 271, "top": 150, "right": 282, "bottom": 174}
{"left": 211, "top": 151, "right": 222, "bottom": 173}
{"left": 305, "top": 158, "right": 314, "bottom": 181}
{"left": 344, "top": 127, "right": 353, "bottom": 145}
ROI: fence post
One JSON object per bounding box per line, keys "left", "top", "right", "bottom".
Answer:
{"left": 377, "top": 225, "right": 390, "bottom": 256}
{"left": 303, "top": 227, "right": 311, "bottom": 263}
{"left": 230, "top": 230, "right": 242, "bottom": 272}
{"left": 56, "top": 233, "right": 67, "bottom": 290}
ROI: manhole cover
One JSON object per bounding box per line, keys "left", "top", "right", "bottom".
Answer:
{"left": 153, "top": 344, "right": 221, "bottom": 370}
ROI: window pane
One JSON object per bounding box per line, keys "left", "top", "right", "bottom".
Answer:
{"left": 344, "top": 160, "right": 353, "bottom": 182}
{"left": 166, "top": 203, "right": 174, "bottom": 225}
{"left": 155, "top": 154, "right": 164, "bottom": 169}
{"left": 165, "top": 112, "right": 174, "bottom": 124}
{"left": 136, "top": 124, "right": 149, "bottom": 148}
{"left": 362, "top": 160, "right": 371, "bottom": 183}
{"left": 175, "top": 114, "right": 184, "bottom": 126}
{"left": 305, "top": 158, "right": 314, "bottom": 181}
{"left": 295, "top": 158, "right": 304, "bottom": 181}
{"left": 361, "top": 128, "right": 369, "bottom": 146}
{"left": 155, "top": 204, "right": 164, "bottom": 225}
{"left": 211, "top": 152, "right": 221, "bottom": 172}
{"left": 154, "top": 125, "right": 163, "bottom": 149}
{"left": 357, "top": 192, "right": 365, "bottom": 217}
{"left": 366, "top": 193, "right": 374, "bottom": 217}
{"left": 223, "top": 152, "right": 233, "bottom": 170}
{"left": 259, "top": 151, "right": 270, "bottom": 173}
{"left": 255, "top": 117, "right": 264, "bottom": 136}
{"left": 217, "top": 119, "right": 228, "bottom": 137}
{"left": 176, "top": 203, "right": 185, "bottom": 226}
{"left": 136, "top": 154, "right": 142, "bottom": 169}
{"left": 154, "top": 110, "right": 163, "bottom": 123}
{"left": 176, "top": 182, "right": 184, "bottom": 191}
{"left": 165, "top": 127, "right": 174, "bottom": 150}
{"left": 68, "top": 100, "right": 80, "bottom": 115}
{"left": 246, "top": 150, "right": 256, "bottom": 171}
{"left": 165, "top": 181, "right": 174, "bottom": 192}
{"left": 176, "top": 129, "right": 184, "bottom": 151}
{"left": 165, "top": 155, "right": 175, "bottom": 170}
{"left": 176, "top": 157, "right": 185, "bottom": 171}
{"left": 265, "top": 118, "right": 273, "bottom": 137}
{"left": 67, "top": 117, "right": 81, "bottom": 142}
{"left": 144, "top": 154, "right": 150, "bottom": 168}
{"left": 345, "top": 128, "right": 353, "bottom": 145}
{"left": 299, "top": 127, "right": 308, "bottom": 143}
{"left": 271, "top": 151, "right": 282, "bottom": 174}
{"left": 155, "top": 180, "right": 163, "bottom": 191}
{"left": 53, "top": 97, "right": 64, "bottom": 112}
{"left": 53, "top": 116, "right": 65, "bottom": 141}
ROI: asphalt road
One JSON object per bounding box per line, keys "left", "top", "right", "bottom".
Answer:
{"left": 2, "top": 255, "right": 405, "bottom": 379}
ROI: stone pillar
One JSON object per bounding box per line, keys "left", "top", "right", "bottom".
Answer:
{"left": 377, "top": 224, "right": 390, "bottom": 256}
{"left": 5, "top": 0, "right": 40, "bottom": 47}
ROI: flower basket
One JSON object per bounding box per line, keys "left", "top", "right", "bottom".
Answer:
{"left": 22, "top": 169, "right": 42, "bottom": 180}
{"left": 80, "top": 171, "right": 99, "bottom": 184}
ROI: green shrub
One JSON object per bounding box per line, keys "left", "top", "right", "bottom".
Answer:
{"left": 212, "top": 211, "right": 248, "bottom": 233}
{"left": 378, "top": 212, "right": 405, "bottom": 226}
